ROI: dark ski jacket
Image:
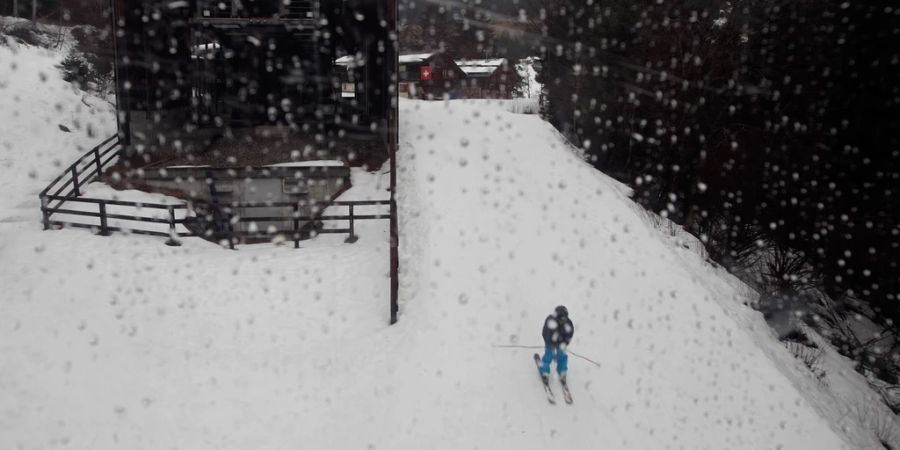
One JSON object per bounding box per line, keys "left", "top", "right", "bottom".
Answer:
{"left": 542, "top": 314, "right": 574, "bottom": 348}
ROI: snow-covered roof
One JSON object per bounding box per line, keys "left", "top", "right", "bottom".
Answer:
{"left": 335, "top": 55, "right": 354, "bottom": 66}
{"left": 399, "top": 52, "right": 438, "bottom": 64}
{"left": 456, "top": 58, "right": 506, "bottom": 67}
{"left": 455, "top": 58, "right": 507, "bottom": 77}
{"left": 335, "top": 55, "right": 366, "bottom": 67}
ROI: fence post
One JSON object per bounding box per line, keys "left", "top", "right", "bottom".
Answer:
{"left": 98, "top": 201, "right": 109, "bottom": 236}
{"left": 93, "top": 147, "right": 102, "bottom": 180}
{"left": 293, "top": 204, "right": 300, "bottom": 249}
{"left": 345, "top": 203, "right": 358, "bottom": 243}
{"left": 71, "top": 166, "right": 80, "bottom": 196}
{"left": 300, "top": 201, "right": 312, "bottom": 240}
{"left": 40, "top": 195, "right": 50, "bottom": 230}
{"left": 165, "top": 206, "right": 182, "bottom": 246}
{"left": 226, "top": 209, "right": 235, "bottom": 250}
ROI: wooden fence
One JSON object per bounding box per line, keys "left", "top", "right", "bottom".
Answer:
{"left": 204, "top": 200, "right": 391, "bottom": 249}
{"left": 38, "top": 135, "right": 191, "bottom": 244}
{"left": 38, "top": 135, "right": 390, "bottom": 247}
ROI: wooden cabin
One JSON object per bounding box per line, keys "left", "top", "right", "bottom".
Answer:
{"left": 397, "top": 52, "right": 466, "bottom": 99}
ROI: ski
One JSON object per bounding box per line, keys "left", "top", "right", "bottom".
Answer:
{"left": 560, "top": 376, "right": 573, "bottom": 404}
{"left": 534, "top": 353, "right": 556, "bottom": 404}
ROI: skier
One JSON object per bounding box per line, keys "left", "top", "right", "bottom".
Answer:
{"left": 540, "top": 305, "right": 574, "bottom": 382}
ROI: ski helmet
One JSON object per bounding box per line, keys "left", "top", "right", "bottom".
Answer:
{"left": 555, "top": 305, "right": 569, "bottom": 318}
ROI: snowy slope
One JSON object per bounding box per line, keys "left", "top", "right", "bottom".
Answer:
{"left": 0, "top": 35, "right": 115, "bottom": 229}
{"left": 393, "top": 100, "right": 867, "bottom": 449}
{"left": 0, "top": 38, "right": 891, "bottom": 450}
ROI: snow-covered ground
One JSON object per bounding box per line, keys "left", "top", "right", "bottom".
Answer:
{"left": 2, "top": 32, "right": 899, "bottom": 450}
{"left": 459, "top": 97, "right": 540, "bottom": 114}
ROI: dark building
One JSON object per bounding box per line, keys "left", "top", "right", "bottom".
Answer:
{"left": 397, "top": 52, "right": 465, "bottom": 99}
{"left": 99, "top": 0, "right": 397, "bottom": 246}
{"left": 112, "top": 0, "right": 396, "bottom": 168}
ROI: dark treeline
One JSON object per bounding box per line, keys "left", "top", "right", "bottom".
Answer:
{"left": 399, "top": 0, "right": 541, "bottom": 59}
{"left": 538, "top": 0, "right": 900, "bottom": 378}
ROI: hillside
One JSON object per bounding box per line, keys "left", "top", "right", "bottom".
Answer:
{"left": 1, "top": 33, "right": 898, "bottom": 449}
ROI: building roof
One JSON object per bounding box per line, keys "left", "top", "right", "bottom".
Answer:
{"left": 399, "top": 52, "right": 439, "bottom": 64}
{"left": 455, "top": 58, "right": 508, "bottom": 77}
{"left": 335, "top": 55, "right": 355, "bottom": 66}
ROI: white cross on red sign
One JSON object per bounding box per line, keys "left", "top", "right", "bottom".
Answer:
{"left": 420, "top": 66, "right": 433, "bottom": 81}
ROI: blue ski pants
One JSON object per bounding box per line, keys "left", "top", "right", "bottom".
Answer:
{"left": 540, "top": 345, "right": 568, "bottom": 375}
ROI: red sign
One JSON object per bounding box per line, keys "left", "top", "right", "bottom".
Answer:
{"left": 420, "top": 66, "right": 433, "bottom": 81}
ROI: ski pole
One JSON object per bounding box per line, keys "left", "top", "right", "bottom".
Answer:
{"left": 491, "top": 343, "right": 602, "bottom": 368}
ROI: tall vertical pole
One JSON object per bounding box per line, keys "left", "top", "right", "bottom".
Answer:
{"left": 109, "top": 0, "right": 126, "bottom": 145}
{"left": 388, "top": 0, "right": 399, "bottom": 325}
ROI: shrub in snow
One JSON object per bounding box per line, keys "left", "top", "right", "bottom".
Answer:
{"left": 784, "top": 340, "right": 827, "bottom": 384}
{"left": 59, "top": 53, "right": 92, "bottom": 86}
{"left": 57, "top": 26, "right": 113, "bottom": 94}
{"left": 2, "top": 25, "right": 43, "bottom": 47}
{"left": 857, "top": 349, "right": 900, "bottom": 386}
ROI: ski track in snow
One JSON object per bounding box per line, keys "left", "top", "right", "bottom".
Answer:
{"left": 0, "top": 40, "right": 887, "bottom": 449}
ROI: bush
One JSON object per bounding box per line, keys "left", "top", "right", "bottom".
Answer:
{"left": 857, "top": 351, "right": 900, "bottom": 386}
{"left": 63, "top": 26, "right": 114, "bottom": 94}
{"left": 3, "top": 25, "right": 43, "bottom": 46}
{"left": 59, "top": 53, "right": 93, "bottom": 85}
{"left": 785, "top": 340, "right": 827, "bottom": 383}
{"left": 71, "top": 26, "right": 113, "bottom": 75}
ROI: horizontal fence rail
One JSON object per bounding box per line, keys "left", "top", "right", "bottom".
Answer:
{"left": 202, "top": 199, "right": 391, "bottom": 248}
{"left": 39, "top": 136, "right": 390, "bottom": 248}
